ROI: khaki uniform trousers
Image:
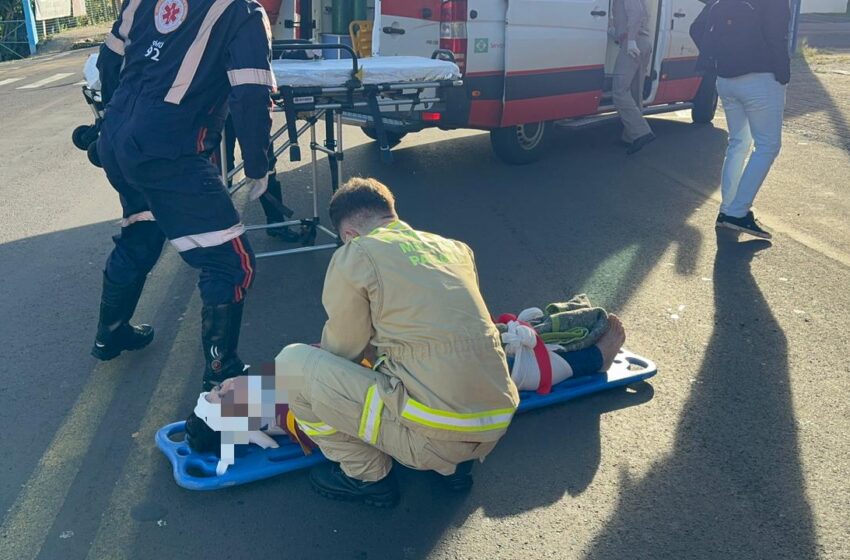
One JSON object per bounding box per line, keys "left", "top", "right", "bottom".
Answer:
{"left": 613, "top": 35, "right": 654, "bottom": 142}
{"left": 282, "top": 343, "right": 497, "bottom": 482}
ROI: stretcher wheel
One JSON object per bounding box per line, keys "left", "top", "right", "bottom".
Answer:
{"left": 87, "top": 142, "right": 102, "bottom": 168}
{"left": 361, "top": 127, "right": 406, "bottom": 148}
{"left": 72, "top": 125, "right": 92, "bottom": 150}
{"left": 490, "top": 121, "right": 549, "bottom": 165}
{"left": 299, "top": 223, "right": 317, "bottom": 246}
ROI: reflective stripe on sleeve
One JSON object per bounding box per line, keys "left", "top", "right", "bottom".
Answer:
{"left": 358, "top": 385, "right": 384, "bottom": 445}
{"left": 118, "top": 0, "right": 143, "bottom": 40}
{"left": 227, "top": 68, "right": 276, "bottom": 88}
{"left": 165, "top": 0, "right": 236, "bottom": 104}
{"left": 295, "top": 418, "right": 338, "bottom": 437}
{"left": 169, "top": 223, "right": 245, "bottom": 252}
{"left": 121, "top": 210, "right": 154, "bottom": 227}
{"left": 401, "top": 399, "right": 514, "bottom": 433}
{"left": 105, "top": 32, "right": 125, "bottom": 55}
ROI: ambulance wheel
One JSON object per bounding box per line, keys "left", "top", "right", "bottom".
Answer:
{"left": 691, "top": 74, "right": 718, "bottom": 124}
{"left": 87, "top": 142, "right": 102, "bottom": 168}
{"left": 490, "top": 122, "right": 549, "bottom": 165}
{"left": 361, "top": 127, "right": 406, "bottom": 148}
{"left": 72, "top": 125, "right": 92, "bottom": 150}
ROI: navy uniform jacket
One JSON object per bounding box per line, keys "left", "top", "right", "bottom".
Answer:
{"left": 98, "top": 0, "right": 274, "bottom": 181}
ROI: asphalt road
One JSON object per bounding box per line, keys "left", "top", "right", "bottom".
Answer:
{"left": 1, "top": 48, "right": 849, "bottom": 560}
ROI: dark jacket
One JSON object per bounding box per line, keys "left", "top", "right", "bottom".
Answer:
{"left": 690, "top": 0, "right": 791, "bottom": 85}
{"left": 97, "top": 0, "right": 274, "bottom": 181}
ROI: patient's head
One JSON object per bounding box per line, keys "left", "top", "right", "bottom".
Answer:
{"left": 329, "top": 177, "right": 398, "bottom": 243}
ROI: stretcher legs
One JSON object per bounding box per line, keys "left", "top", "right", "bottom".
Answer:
{"left": 223, "top": 110, "right": 342, "bottom": 260}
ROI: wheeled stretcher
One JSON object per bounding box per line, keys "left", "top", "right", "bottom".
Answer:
{"left": 156, "top": 349, "right": 657, "bottom": 491}
{"left": 72, "top": 45, "right": 463, "bottom": 259}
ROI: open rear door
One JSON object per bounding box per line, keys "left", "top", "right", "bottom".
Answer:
{"left": 501, "top": 0, "right": 609, "bottom": 126}
{"left": 375, "top": 0, "right": 441, "bottom": 57}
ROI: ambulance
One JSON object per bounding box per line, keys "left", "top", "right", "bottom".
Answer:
{"left": 269, "top": 0, "right": 718, "bottom": 163}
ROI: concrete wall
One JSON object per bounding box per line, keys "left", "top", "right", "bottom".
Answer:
{"left": 801, "top": 0, "right": 847, "bottom": 13}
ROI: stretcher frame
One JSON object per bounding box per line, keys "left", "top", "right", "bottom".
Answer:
{"left": 223, "top": 42, "right": 463, "bottom": 260}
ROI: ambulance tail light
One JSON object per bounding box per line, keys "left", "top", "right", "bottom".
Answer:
{"left": 440, "top": 0, "right": 468, "bottom": 74}
{"left": 421, "top": 111, "right": 442, "bottom": 122}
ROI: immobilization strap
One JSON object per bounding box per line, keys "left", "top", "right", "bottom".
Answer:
{"left": 285, "top": 409, "right": 313, "bottom": 456}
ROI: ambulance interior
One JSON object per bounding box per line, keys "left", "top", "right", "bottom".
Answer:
{"left": 602, "top": 0, "right": 663, "bottom": 106}
{"left": 268, "top": 0, "right": 378, "bottom": 50}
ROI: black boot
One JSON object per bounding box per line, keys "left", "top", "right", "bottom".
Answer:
{"left": 91, "top": 273, "right": 154, "bottom": 361}
{"left": 201, "top": 301, "right": 247, "bottom": 391}
{"left": 261, "top": 173, "right": 300, "bottom": 242}
{"left": 310, "top": 463, "right": 399, "bottom": 508}
{"left": 441, "top": 460, "right": 475, "bottom": 492}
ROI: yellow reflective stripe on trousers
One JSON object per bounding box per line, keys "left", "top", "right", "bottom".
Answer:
{"left": 401, "top": 399, "right": 514, "bottom": 433}
{"left": 358, "top": 385, "right": 384, "bottom": 445}
{"left": 295, "top": 418, "right": 337, "bottom": 437}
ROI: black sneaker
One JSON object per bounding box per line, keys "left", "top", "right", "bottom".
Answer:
{"left": 310, "top": 463, "right": 399, "bottom": 508}
{"left": 716, "top": 211, "right": 772, "bottom": 239}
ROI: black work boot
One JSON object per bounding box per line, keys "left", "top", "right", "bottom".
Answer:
{"left": 91, "top": 273, "right": 154, "bottom": 361}
{"left": 441, "top": 460, "right": 475, "bottom": 492}
{"left": 201, "top": 301, "right": 248, "bottom": 391}
{"left": 310, "top": 463, "right": 399, "bottom": 508}
{"left": 261, "top": 173, "right": 300, "bottom": 242}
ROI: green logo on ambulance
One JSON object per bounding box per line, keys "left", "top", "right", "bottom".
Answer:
{"left": 474, "top": 38, "right": 489, "bottom": 54}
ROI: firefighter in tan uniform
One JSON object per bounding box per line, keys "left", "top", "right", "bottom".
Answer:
{"left": 279, "top": 178, "right": 520, "bottom": 507}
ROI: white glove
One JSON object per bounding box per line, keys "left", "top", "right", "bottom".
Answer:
{"left": 245, "top": 175, "right": 268, "bottom": 201}
{"left": 627, "top": 40, "right": 640, "bottom": 59}
{"left": 608, "top": 26, "right": 618, "bottom": 42}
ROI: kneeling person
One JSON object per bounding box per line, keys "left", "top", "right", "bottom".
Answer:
{"left": 280, "top": 178, "right": 520, "bottom": 507}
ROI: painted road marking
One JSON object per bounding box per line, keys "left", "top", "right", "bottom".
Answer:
{"left": 0, "top": 77, "right": 26, "bottom": 86}
{"left": 17, "top": 72, "right": 74, "bottom": 89}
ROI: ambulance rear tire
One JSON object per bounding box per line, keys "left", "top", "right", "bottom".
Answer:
{"left": 691, "top": 75, "right": 718, "bottom": 124}
{"left": 361, "top": 127, "right": 406, "bottom": 148}
{"left": 490, "top": 122, "right": 549, "bottom": 165}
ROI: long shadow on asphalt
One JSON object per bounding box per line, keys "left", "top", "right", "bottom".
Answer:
{"left": 785, "top": 56, "right": 850, "bottom": 150}
{"left": 581, "top": 231, "right": 818, "bottom": 560}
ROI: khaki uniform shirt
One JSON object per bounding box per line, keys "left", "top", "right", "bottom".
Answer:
{"left": 320, "top": 220, "right": 520, "bottom": 442}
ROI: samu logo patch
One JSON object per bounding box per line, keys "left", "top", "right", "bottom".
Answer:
{"left": 155, "top": 0, "right": 188, "bottom": 34}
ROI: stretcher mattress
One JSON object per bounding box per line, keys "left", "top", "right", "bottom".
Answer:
{"left": 272, "top": 56, "right": 461, "bottom": 88}
{"left": 156, "top": 349, "right": 656, "bottom": 491}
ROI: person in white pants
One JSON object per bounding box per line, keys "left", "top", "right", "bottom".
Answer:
{"left": 716, "top": 73, "right": 786, "bottom": 238}
{"left": 690, "top": 0, "right": 791, "bottom": 239}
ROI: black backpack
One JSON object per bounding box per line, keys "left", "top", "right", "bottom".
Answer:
{"left": 694, "top": 0, "right": 769, "bottom": 74}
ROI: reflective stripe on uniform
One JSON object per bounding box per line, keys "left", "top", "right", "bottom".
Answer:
{"left": 165, "top": 0, "right": 236, "bottom": 105}
{"left": 105, "top": 32, "right": 125, "bottom": 55}
{"left": 118, "top": 0, "right": 143, "bottom": 40}
{"left": 121, "top": 210, "right": 154, "bottom": 227}
{"left": 401, "top": 399, "right": 514, "bottom": 433}
{"left": 295, "top": 418, "right": 338, "bottom": 437}
{"left": 358, "top": 385, "right": 384, "bottom": 445}
{"left": 227, "top": 68, "right": 276, "bottom": 88}
{"left": 169, "top": 223, "right": 245, "bottom": 252}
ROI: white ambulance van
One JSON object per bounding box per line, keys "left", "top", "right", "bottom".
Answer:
{"left": 271, "top": 0, "right": 718, "bottom": 164}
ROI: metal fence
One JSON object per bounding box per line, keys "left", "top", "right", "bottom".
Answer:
{"left": 0, "top": 0, "right": 117, "bottom": 60}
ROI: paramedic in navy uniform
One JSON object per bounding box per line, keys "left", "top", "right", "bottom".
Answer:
{"left": 90, "top": 0, "right": 276, "bottom": 390}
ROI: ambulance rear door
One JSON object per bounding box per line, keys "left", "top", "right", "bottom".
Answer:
{"left": 652, "top": 0, "right": 703, "bottom": 104}
{"left": 501, "top": 0, "right": 608, "bottom": 126}
{"left": 376, "top": 0, "right": 442, "bottom": 56}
